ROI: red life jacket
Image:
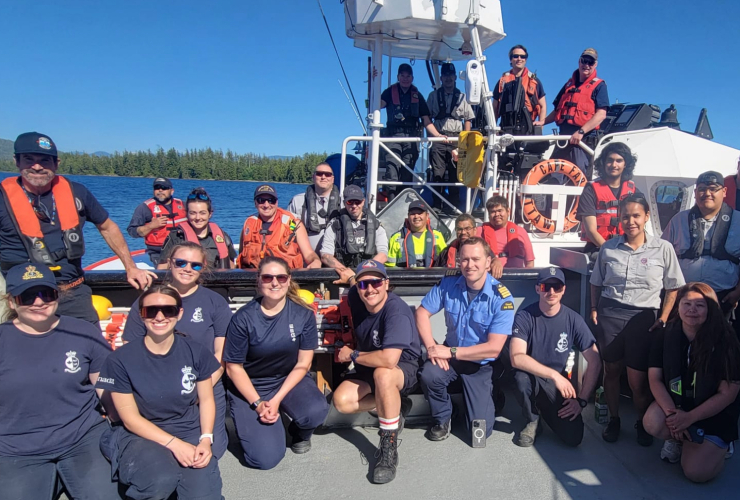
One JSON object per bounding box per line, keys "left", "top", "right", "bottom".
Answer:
{"left": 480, "top": 221, "right": 525, "bottom": 261}
{"left": 584, "top": 179, "right": 636, "bottom": 242}
{"left": 498, "top": 69, "right": 541, "bottom": 121}
{"left": 178, "top": 222, "right": 230, "bottom": 260}
{"left": 144, "top": 198, "right": 187, "bottom": 247}
{"left": 554, "top": 70, "right": 604, "bottom": 128}
{"left": 237, "top": 207, "right": 304, "bottom": 269}
{"left": 725, "top": 175, "right": 738, "bottom": 210}
{"left": 445, "top": 239, "right": 462, "bottom": 268}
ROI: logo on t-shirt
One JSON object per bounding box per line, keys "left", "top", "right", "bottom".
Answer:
{"left": 181, "top": 366, "right": 196, "bottom": 394}
{"left": 289, "top": 324, "right": 296, "bottom": 342}
{"left": 191, "top": 307, "right": 204, "bottom": 323}
{"left": 64, "top": 350, "right": 81, "bottom": 373}
{"left": 372, "top": 329, "right": 381, "bottom": 348}
{"left": 555, "top": 332, "right": 569, "bottom": 353}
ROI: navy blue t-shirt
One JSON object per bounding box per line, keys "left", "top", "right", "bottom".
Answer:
{"left": 223, "top": 298, "right": 317, "bottom": 392}
{"left": 553, "top": 79, "right": 610, "bottom": 135}
{"left": 512, "top": 303, "right": 595, "bottom": 372}
{"left": 122, "top": 286, "right": 232, "bottom": 354}
{"left": 96, "top": 334, "right": 220, "bottom": 444}
{"left": 0, "top": 316, "right": 111, "bottom": 456}
{"left": 348, "top": 288, "right": 422, "bottom": 363}
{"left": 0, "top": 177, "right": 109, "bottom": 281}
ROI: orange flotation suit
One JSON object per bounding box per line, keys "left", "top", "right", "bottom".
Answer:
{"left": 498, "top": 69, "right": 541, "bottom": 122}
{"left": 554, "top": 70, "right": 604, "bottom": 128}
{"left": 144, "top": 198, "right": 187, "bottom": 247}
{"left": 238, "top": 208, "right": 304, "bottom": 269}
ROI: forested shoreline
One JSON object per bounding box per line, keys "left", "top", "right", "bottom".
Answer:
{"left": 0, "top": 148, "right": 328, "bottom": 183}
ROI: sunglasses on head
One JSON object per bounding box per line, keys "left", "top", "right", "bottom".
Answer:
{"left": 256, "top": 197, "right": 277, "bottom": 205}
{"left": 580, "top": 57, "right": 596, "bottom": 66}
{"left": 357, "top": 278, "right": 387, "bottom": 290}
{"left": 260, "top": 274, "right": 290, "bottom": 284}
{"left": 14, "top": 288, "right": 59, "bottom": 306}
{"left": 153, "top": 185, "right": 170, "bottom": 191}
{"left": 510, "top": 54, "right": 527, "bottom": 60}
{"left": 345, "top": 199, "right": 363, "bottom": 206}
{"left": 538, "top": 283, "right": 564, "bottom": 293}
{"left": 314, "top": 171, "right": 334, "bottom": 178}
{"left": 141, "top": 305, "right": 180, "bottom": 319}
{"left": 172, "top": 259, "right": 204, "bottom": 271}
{"left": 187, "top": 193, "right": 209, "bottom": 201}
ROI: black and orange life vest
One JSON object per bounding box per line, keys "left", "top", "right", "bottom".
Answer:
{"left": 387, "top": 83, "right": 421, "bottom": 132}
{"left": 178, "top": 222, "right": 230, "bottom": 268}
{"left": 144, "top": 197, "right": 187, "bottom": 247}
{"left": 554, "top": 70, "right": 604, "bottom": 128}
{"left": 584, "top": 179, "right": 636, "bottom": 242}
{"left": 237, "top": 208, "right": 303, "bottom": 269}
{"left": 498, "top": 69, "right": 541, "bottom": 122}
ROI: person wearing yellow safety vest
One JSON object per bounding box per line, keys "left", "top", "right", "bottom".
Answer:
{"left": 386, "top": 201, "right": 447, "bottom": 268}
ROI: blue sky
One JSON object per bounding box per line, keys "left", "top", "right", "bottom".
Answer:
{"left": 1, "top": 0, "right": 738, "bottom": 156}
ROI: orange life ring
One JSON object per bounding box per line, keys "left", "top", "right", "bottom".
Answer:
{"left": 520, "top": 159, "right": 586, "bottom": 233}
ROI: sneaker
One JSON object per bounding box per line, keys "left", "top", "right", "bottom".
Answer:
{"left": 726, "top": 441, "right": 735, "bottom": 460}
{"left": 372, "top": 429, "right": 399, "bottom": 484}
{"left": 516, "top": 420, "right": 539, "bottom": 448}
{"left": 660, "top": 439, "right": 682, "bottom": 463}
{"left": 427, "top": 419, "right": 452, "bottom": 441}
{"left": 635, "top": 419, "right": 653, "bottom": 447}
{"left": 602, "top": 417, "right": 621, "bottom": 443}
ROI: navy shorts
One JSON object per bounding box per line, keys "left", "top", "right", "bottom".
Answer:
{"left": 345, "top": 360, "right": 420, "bottom": 395}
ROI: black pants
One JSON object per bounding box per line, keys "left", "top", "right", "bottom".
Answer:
{"left": 513, "top": 370, "right": 584, "bottom": 447}
{"left": 429, "top": 141, "right": 460, "bottom": 208}
{"left": 383, "top": 133, "right": 419, "bottom": 198}
{"left": 549, "top": 141, "right": 593, "bottom": 179}
{"left": 57, "top": 283, "right": 100, "bottom": 327}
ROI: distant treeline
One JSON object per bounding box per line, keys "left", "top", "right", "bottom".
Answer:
{"left": 0, "top": 148, "right": 328, "bottom": 183}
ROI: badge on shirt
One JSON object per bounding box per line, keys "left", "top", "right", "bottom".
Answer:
{"left": 555, "top": 332, "right": 569, "bottom": 353}
{"left": 191, "top": 307, "right": 203, "bottom": 323}
{"left": 497, "top": 284, "right": 511, "bottom": 298}
{"left": 64, "top": 350, "right": 81, "bottom": 373}
{"left": 501, "top": 301, "right": 514, "bottom": 310}
{"left": 181, "top": 366, "right": 196, "bottom": 395}
{"left": 215, "top": 235, "right": 224, "bottom": 243}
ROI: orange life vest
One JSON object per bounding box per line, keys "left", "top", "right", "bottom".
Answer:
{"left": 238, "top": 208, "right": 304, "bottom": 269}
{"left": 178, "top": 222, "right": 230, "bottom": 263}
{"left": 480, "top": 221, "right": 524, "bottom": 260}
{"left": 445, "top": 239, "right": 462, "bottom": 268}
{"left": 144, "top": 198, "right": 187, "bottom": 247}
{"left": 0, "top": 176, "right": 85, "bottom": 266}
{"left": 498, "top": 69, "right": 541, "bottom": 121}
{"left": 584, "top": 179, "right": 636, "bottom": 242}
{"left": 554, "top": 70, "right": 604, "bottom": 128}
{"left": 725, "top": 175, "right": 738, "bottom": 210}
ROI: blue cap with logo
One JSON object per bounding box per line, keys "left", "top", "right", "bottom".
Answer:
{"left": 254, "top": 184, "right": 278, "bottom": 200}
{"left": 354, "top": 259, "right": 388, "bottom": 280}
{"left": 537, "top": 267, "right": 565, "bottom": 285}
{"left": 5, "top": 263, "right": 58, "bottom": 296}
{"left": 14, "top": 132, "right": 58, "bottom": 157}
{"left": 696, "top": 171, "right": 724, "bottom": 187}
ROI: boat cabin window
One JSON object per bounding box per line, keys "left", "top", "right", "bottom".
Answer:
{"left": 650, "top": 182, "right": 688, "bottom": 236}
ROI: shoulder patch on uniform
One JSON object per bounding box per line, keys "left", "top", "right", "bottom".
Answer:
{"left": 496, "top": 283, "right": 511, "bottom": 298}
{"left": 501, "top": 301, "right": 514, "bottom": 311}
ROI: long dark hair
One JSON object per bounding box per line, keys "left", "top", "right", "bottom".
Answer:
{"left": 670, "top": 282, "right": 740, "bottom": 382}
{"left": 594, "top": 142, "right": 637, "bottom": 181}
{"left": 257, "top": 256, "right": 313, "bottom": 311}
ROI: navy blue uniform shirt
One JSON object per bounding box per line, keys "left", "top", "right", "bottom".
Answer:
{"left": 512, "top": 302, "right": 595, "bottom": 372}
{"left": 348, "top": 288, "right": 421, "bottom": 363}
{"left": 96, "top": 334, "right": 220, "bottom": 444}
{"left": 223, "top": 298, "right": 317, "bottom": 393}
{"left": 0, "top": 177, "right": 109, "bottom": 281}
{"left": 0, "top": 316, "right": 111, "bottom": 456}
{"left": 122, "top": 286, "right": 232, "bottom": 353}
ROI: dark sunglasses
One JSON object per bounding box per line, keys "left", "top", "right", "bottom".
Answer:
{"left": 153, "top": 185, "right": 170, "bottom": 190}
{"left": 141, "top": 305, "right": 180, "bottom": 319}
{"left": 357, "top": 278, "right": 387, "bottom": 290}
{"left": 314, "top": 171, "right": 334, "bottom": 178}
{"left": 14, "top": 288, "right": 59, "bottom": 306}
{"left": 187, "top": 193, "right": 210, "bottom": 201}
{"left": 538, "top": 283, "right": 564, "bottom": 293}
{"left": 256, "top": 197, "right": 277, "bottom": 205}
{"left": 580, "top": 57, "right": 596, "bottom": 66}
{"left": 172, "top": 259, "right": 204, "bottom": 271}
{"left": 260, "top": 274, "right": 290, "bottom": 284}
{"left": 32, "top": 197, "right": 53, "bottom": 223}
{"left": 510, "top": 54, "right": 528, "bottom": 60}
{"left": 345, "top": 199, "right": 363, "bottom": 206}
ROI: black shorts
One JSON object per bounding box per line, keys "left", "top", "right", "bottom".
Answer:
{"left": 344, "top": 360, "right": 420, "bottom": 396}
{"left": 594, "top": 306, "right": 657, "bottom": 371}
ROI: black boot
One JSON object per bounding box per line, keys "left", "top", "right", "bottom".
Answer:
{"left": 373, "top": 429, "right": 399, "bottom": 484}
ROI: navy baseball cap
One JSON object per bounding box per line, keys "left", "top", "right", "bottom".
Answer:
{"left": 408, "top": 200, "right": 428, "bottom": 213}
{"left": 6, "top": 263, "right": 58, "bottom": 296}
{"left": 254, "top": 184, "right": 278, "bottom": 200}
{"left": 354, "top": 259, "right": 388, "bottom": 280}
{"left": 696, "top": 171, "right": 724, "bottom": 187}
{"left": 14, "top": 132, "right": 58, "bottom": 157}
{"left": 537, "top": 267, "right": 565, "bottom": 285}
{"left": 441, "top": 63, "right": 456, "bottom": 75}
{"left": 398, "top": 63, "right": 413, "bottom": 75}
{"left": 153, "top": 178, "right": 173, "bottom": 189}
{"left": 343, "top": 184, "right": 365, "bottom": 202}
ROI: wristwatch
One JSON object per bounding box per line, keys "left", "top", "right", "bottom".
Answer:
{"left": 578, "top": 128, "right": 586, "bottom": 135}
{"left": 350, "top": 350, "right": 360, "bottom": 363}
{"left": 576, "top": 397, "right": 588, "bottom": 408}
{"left": 450, "top": 347, "right": 457, "bottom": 360}
{"left": 250, "top": 398, "right": 263, "bottom": 411}
{"left": 199, "top": 433, "right": 214, "bottom": 444}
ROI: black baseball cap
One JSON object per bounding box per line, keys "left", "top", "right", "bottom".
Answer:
{"left": 441, "top": 63, "right": 456, "bottom": 75}
{"left": 398, "top": 63, "right": 413, "bottom": 76}
{"left": 537, "top": 267, "right": 565, "bottom": 286}
{"left": 254, "top": 184, "right": 278, "bottom": 200}
{"left": 696, "top": 171, "right": 724, "bottom": 187}
{"left": 14, "top": 132, "right": 58, "bottom": 157}
{"left": 354, "top": 259, "right": 388, "bottom": 280}
{"left": 6, "top": 263, "right": 58, "bottom": 296}
{"left": 408, "top": 200, "right": 428, "bottom": 213}
{"left": 343, "top": 184, "right": 365, "bottom": 202}
{"left": 153, "top": 178, "right": 173, "bottom": 189}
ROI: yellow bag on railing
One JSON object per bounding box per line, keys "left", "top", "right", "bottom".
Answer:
{"left": 457, "top": 131, "right": 485, "bottom": 188}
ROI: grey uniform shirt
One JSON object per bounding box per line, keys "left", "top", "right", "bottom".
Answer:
{"left": 590, "top": 232, "right": 685, "bottom": 309}
{"left": 426, "top": 88, "right": 475, "bottom": 135}
{"left": 287, "top": 191, "right": 329, "bottom": 251}
{"left": 320, "top": 219, "right": 388, "bottom": 260}
{"left": 661, "top": 209, "right": 740, "bottom": 292}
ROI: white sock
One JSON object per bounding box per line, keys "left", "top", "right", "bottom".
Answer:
{"left": 379, "top": 415, "right": 400, "bottom": 431}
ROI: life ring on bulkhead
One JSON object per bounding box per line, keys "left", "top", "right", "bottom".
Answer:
{"left": 520, "top": 159, "right": 586, "bottom": 233}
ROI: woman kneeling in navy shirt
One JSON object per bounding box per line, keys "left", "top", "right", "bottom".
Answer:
{"left": 97, "top": 285, "right": 223, "bottom": 500}
{"left": 225, "top": 256, "right": 329, "bottom": 470}
{"left": 0, "top": 264, "right": 118, "bottom": 500}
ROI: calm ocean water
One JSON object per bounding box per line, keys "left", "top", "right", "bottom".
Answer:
{"left": 0, "top": 172, "right": 309, "bottom": 267}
